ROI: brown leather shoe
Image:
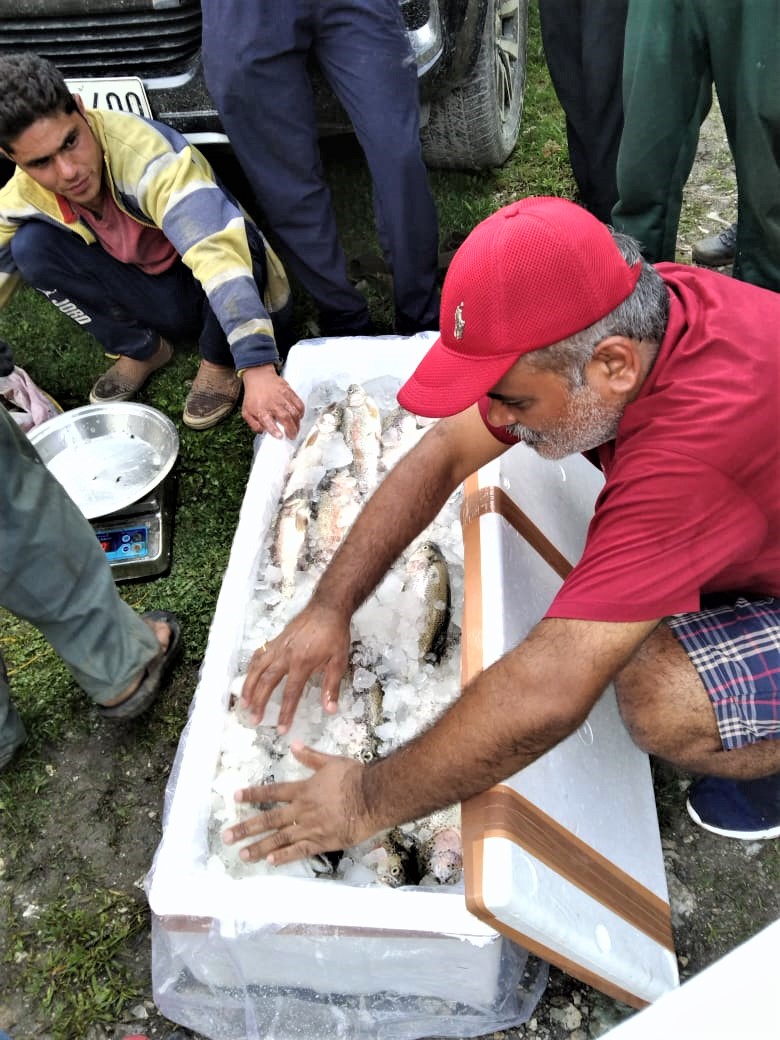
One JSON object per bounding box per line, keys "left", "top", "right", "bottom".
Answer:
{"left": 89, "top": 337, "right": 174, "bottom": 403}
{"left": 182, "top": 360, "right": 242, "bottom": 429}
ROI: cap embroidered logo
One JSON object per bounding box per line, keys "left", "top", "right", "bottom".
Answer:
{"left": 454, "top": 301, "right": 465, "bottom": 340}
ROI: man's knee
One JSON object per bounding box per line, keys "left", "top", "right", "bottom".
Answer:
{"left": 10, "top": 221, "right": 63, "bottom": 281}
{"left": 614, "top": 670, "right": 658, "bottom": 754}
{"left": 614, "top": 625, "right": 673, "bottom": 739}
{"left": 614, "top": 623, "right": 715, "bottom": 759}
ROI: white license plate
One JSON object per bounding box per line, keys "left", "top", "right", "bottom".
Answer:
{"left": 65, "top": 76, "right": 152, "bottom": 119}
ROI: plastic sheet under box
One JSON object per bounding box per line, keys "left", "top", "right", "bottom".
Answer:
{"left": 147, "top": 335, "right": 546, "bottom": 1040}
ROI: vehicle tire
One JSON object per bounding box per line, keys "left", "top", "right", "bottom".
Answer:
{"left": 0, "top": 156, "right": 14, "bottom": 188}
{"left": 421, "top": 0, "right": 528, "bottom": 170}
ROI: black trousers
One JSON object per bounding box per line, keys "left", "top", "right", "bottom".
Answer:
{"left": 539, "top": 0, "right": 629, "bottom": 223}
{"left": 10, "top": 220, "right": 272, "bottom": 365}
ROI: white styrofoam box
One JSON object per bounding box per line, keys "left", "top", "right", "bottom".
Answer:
{"left": 147, "top": 335, "right": 543, "bottom": 1040}
{"left": 461, "top": 446, "right": 679, "bottom": 1006}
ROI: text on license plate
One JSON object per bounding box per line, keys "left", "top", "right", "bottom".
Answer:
{"left": 65, "top": 77, "right": 152, "bottom": 119}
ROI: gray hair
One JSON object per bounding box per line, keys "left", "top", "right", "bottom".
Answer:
{"left": 0, "top": 53, "right": 76, "bottom": 154}
{"left": 524, "top": 230, "right": 669, "bottom": 387}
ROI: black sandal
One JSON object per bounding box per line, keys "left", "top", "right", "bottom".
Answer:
{"left": 98, "top": 610, "right": 182, "bottom": 720}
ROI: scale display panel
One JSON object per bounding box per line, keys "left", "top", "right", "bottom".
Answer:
{"left": 89, "top": 477, "right": 176, "bottom": 582}
{"left": 95, "top": 525, "right": 151, "bottom": 563}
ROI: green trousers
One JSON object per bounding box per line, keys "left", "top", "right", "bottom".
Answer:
{"left": 0, "top": 406, "right": 160, "bottom": 763}
{"left": 612, "top": 0, "right": 780, "bottom": 290}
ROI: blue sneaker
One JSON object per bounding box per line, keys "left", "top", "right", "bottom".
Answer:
{"left": 686, "top": 774, "right": 780, "bottom": 840}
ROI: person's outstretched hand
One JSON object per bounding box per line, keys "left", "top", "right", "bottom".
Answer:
{"left": 242, "top": 363, "right": 304, "bottom": 438}
{"left": 240, "top": 603, "right": 352, "bottom": 733}
{"left": 222, "top": 744, "right": 378, "bottom": 864}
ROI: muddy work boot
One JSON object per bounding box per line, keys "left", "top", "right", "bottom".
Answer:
{"left": 691, "top": 222, "right": 737, "bottom": 267}
{"left": 89, "top": 336, "right": 174, "bottom": 404}
{"left": 182, "top": 359, "right": 242, "bottom": 429}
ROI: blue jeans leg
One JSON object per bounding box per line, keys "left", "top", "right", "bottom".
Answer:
{"left": 316, "top": 0, "right": 440, "bottom": 331}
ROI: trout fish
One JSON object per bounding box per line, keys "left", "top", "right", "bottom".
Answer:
{"left": 360, "top": 828, "right": 419, "bottom": 888}
{"left": 272, "top": 493, "right": 311, "bottom": 597}
{"left": 282, "top": 402, "right": 343, "bottom": 498}
{"left": 417, "top": 826, "right": 463, "bottom": 885}
{"left": 403, "top": 541, "right": 451, "bottom": 662}
{"left": 311, "top": 467, "right": 361, "bottom": 566}
{"left": 342, "top": 383, "right": 382, "bottom": 493}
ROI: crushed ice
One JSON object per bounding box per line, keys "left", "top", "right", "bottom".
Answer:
{"left": 208, "top": 375, "right": 465, "bottom": 890}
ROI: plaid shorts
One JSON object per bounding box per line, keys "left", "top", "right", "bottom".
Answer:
{"left": 667, "top": 596, "right": 780, "bottom": 751}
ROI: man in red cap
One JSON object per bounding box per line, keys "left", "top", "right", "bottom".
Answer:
{"left": 222, "top": 197, "right": 780, "bottom": 864}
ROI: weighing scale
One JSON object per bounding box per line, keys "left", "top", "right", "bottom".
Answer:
{"left": 28, "top": 402, "right": 179, "bottom": 582}
{"left": 90, "top": 471, "right": 178, "bottom": 581}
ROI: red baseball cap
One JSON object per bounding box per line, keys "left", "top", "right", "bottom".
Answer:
{"left": 397, "top": 197, "right": 641, "bottom": 418}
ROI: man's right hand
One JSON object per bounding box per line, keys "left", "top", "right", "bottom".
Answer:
{"left": 242, "top": 363, "right": 304, "bottom": 439}
{"left": 240, "top": 602, "right": 352, "bottom": 732}
{"left": 239, "top": 407, "right": 508, "bottom": 733}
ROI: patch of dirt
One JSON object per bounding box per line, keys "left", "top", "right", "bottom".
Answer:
{"left": 0, "top": 668, "right": 197, "bottom": 1040}
{"left": 1, "top": 107, "right": 777, "bottom": 1040}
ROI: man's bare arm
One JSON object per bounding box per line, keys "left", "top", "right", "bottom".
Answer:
{"left": 240, "top": 404, "right": 508, "bottom": 728}
{"left": 361, "top": 616, "right": 660, "bottom": 826}
{"left": 313, "top": 403, "right": 508, "bottom": 614}
{"left": 227, "top": 615, "right": 660, "bottom": 860}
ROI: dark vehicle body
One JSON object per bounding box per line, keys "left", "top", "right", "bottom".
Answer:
{"left": 0, "top": 0, "right": 527, "bottom": 169}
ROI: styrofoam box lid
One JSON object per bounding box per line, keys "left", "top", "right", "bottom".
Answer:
{"left": 459, "top": 446, "right": 679, "bottom": 1005}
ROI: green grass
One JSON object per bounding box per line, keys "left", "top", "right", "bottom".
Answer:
{"left": 0, "top": 4, "right": 572, "bottom": 1033}
{"left": 1, "top": 887, "right": 147, "bottom": 1040}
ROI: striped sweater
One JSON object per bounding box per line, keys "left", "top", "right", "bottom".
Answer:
{"left": 0, "top": 108, "right": 290, "bottom": 371}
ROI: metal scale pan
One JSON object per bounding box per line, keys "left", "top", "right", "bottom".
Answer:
{"left": 28, "top": 402, "right": 179, "bottom": 581}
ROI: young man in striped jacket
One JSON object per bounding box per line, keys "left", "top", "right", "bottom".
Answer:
{"left": 0, "top": 53, "right": 303, "bottom": 435}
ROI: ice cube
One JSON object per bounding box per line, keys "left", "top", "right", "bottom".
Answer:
{"left": 352, "top": 667, "right": 376, "bottom": 690}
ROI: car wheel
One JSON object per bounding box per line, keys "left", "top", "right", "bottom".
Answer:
{"left": 421, "top": 0, "right": 528, "bottom": 170}
{"left": 0, "top": 156, "right": 14, "bottom": 188}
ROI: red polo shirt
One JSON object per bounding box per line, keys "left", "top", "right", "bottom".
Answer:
{"left": 479, "top": 265, "right": 780, "bottom": 622}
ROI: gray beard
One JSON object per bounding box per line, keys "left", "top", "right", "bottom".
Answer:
{"left": 505, "top": 386, "right": 623, "bottom": 460}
